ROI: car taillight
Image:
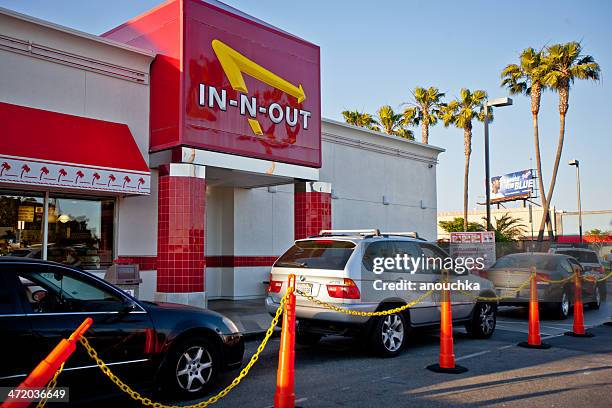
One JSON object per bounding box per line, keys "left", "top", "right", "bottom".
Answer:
{"left": 268, "top": 274, "right": 283, "bottom": 293}
{"left": 327, "top": 278, "right": 360, "bottom": 299}
{"left": 536, "top": 272, "right": 552, "bottom": 283}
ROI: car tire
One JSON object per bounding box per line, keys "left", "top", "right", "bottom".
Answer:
{"left": 589, "top": 285, "right": 601, "bottom": 310}
{"left": 553, "top": 288, "right": 571, "bottom": 320}
{"left": 369, "top": 312, "right": 407, "bottom": 357}
{"left": 465, "top": 302, "right": 497, "bottom": 339}
{"left": 295, "top": 331, "right": 322, "bottom": 346}
{"left": 161, "top": 336, "right": 219, "bottom": 398}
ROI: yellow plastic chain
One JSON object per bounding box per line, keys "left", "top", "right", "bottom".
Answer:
{"left": 36, "top": 362, "right": 65, "bottom": 408}
{"left": 538, "top": 272, "right": 576, "bottom": 284}
{"left": 294, "top": 288, "right": 434, "bottom": 316}
{"left": 583, "top": 270, "right": 612, "bottom": 283}
{"left": 458, "top": 274, "right": 533, "bottom": 302}
{"left": 78, "top": 290, "right": 289, "bottom": 408}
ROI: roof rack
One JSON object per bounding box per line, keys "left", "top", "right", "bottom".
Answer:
{"left": 382, "top": 231, "right": 423, "bottom": 240}
{"left": 319, "top": 229, "right": 381, "bottom": 237}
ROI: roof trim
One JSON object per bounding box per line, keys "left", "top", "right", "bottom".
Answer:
{"left": 0, "top": 6, "right": 155, "bottom": 58}
{"left": 322, "top": 117, "right": 446, "bottom": 153}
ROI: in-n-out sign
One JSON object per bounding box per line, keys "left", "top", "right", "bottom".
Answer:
{"left": 198, "top": 40, "right": 312, "bottom": 136}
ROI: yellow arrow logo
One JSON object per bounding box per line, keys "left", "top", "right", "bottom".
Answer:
{"left": 212, "top": 39, "right": 306, "bottom": 103}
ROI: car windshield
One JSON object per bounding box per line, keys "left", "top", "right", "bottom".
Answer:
{"left": 492, "top": 255, "right": 559, "bottom": 270}
{"left": 275, "top": 240, "right": 356, "bottom": 270}
{"left": 555, "top": 250, "right": 599, "bottom": 263}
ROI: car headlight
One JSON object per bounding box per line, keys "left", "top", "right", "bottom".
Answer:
{"left": 222, "top": 316, "right": 240, "bottom": 334}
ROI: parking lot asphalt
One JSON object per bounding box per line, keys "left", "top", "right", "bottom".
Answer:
{"left": 79, "top": 293, "right": 612, "bottom": 408}
{"left": 197, "top": 297, "right": 612, "bottom": 408}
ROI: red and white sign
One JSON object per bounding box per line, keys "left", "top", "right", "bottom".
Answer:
{"left": 450, "top": 231, "right": 496, "bottom": 269}
{"left": 104, "top": 0, "right": 321, "bottom": 168}
{"left": 450, "top": 231, "right": 495, "bottom": 243}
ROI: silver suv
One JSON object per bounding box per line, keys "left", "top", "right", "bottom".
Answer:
{"left": 266, "top": 229, "right": 497, "bottom": 357}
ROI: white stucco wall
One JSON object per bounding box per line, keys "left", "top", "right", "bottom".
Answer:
{"left": 205, "top": 119, "right": 444, "bottom": 299}
{"left": 321, "top": 120, "right": 442, "bottom": 241}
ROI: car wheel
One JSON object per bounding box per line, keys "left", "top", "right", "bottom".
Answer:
{"left": 369, "top": 313, "right": 406, "bottom": 357}
{"left": 590, "top": 285, "right": 601, "bottom": 310}
{"left": 466, "top": 302, "right": 497, "bottom": 338}
{"left": 163, "top": 336, "right": 219, "bottom": 397}
{"left": 295, "top": 331, "right": 322, "bottom": 346}
{"left": 554, "top": 289, "right": 571, "bottom": 320}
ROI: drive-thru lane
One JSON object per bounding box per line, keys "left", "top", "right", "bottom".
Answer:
{"left": 90, "top": 292, "right": 612, "bottom": 408}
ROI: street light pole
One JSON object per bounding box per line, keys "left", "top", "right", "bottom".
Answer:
{"left": 569, "top": 160, "right": 583, "bottom": 243}
{"left": 483, "top": 97, "right": 512, "bottom": 231}
{"left": 484, "top": 105, "right": 492, "bottom": 231}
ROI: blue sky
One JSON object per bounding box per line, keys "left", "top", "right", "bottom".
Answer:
{"left": 2, "top": 0, "right": 611, "bottom": 232}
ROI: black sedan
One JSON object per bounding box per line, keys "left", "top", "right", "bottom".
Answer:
{"left": 0, "top": 257, "right": 244, "bottom": 401}
{"left": 485, "top": 253, "right": 601, "bottom": 319}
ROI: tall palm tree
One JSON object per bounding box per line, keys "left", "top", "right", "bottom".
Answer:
{"left": 341, "top": 109, "right": 380, "bottom": 131}
{"left": 440, "top": 89, "right": 489, "bottom": 231}
{"left": 376, "top": 105, "right": 414, "bottom": 139}
{"left": 536, "top": 42, "right": 600, "bottom": 240}
{"left": 501, "top": 48, "right": 554, "bottom": 240}
{"left": 403, "top": 86, "right": 445, "bottom": 144}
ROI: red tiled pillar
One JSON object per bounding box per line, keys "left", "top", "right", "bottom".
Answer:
{"left": 294, "top": 182, "right": 332, "bottom": 240}
{"left": 155, "top": 164, "right": 207, "bottom": 307}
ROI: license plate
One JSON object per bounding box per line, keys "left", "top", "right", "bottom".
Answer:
{"left": 296, "top": 283, "right": 312, "bottom": 296}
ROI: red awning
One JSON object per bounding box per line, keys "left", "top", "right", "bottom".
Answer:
{"left": 0, "top": 102, "right": 150, "bottom": 195}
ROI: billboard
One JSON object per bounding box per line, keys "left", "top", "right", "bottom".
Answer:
{"left": 104, "top": 0, "right": 321, "bottom": 168}
{"left": 490, "top": 169, "right": 535, "bottom": 203}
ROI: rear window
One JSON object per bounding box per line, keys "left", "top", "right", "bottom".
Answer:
{"left": 492, "top": 255, "right": 559, "bottom": 270}
{"left": 275, "top": 240, "right": 356, "bottom": 270}
{"left": 555, "top": 250, "right": 599, "bottom": 263}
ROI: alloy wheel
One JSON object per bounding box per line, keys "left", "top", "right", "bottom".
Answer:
{"left": 175, "top": 345, "right": 213, "bottom": 392}
{"left": 561, "top": 292, "right": 569, "bottom": 317}
{"left": 381, "top": 314, "right": 404, "bottom": 352}
{"left": 479, "top": 304, "right": 496, "bottom": 335}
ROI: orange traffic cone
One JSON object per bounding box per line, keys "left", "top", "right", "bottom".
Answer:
{"left": 426, "top": 283, "right": 467, "bottom": 374}
{"left": 274, "top": 274, "right": 297, "bottom": 408}
{"left": 1, "top": 317, "right": 93, "bottom": 408}
{"left": 518, "top": 267, "right": 551, "bottom": 349}
{"left": 565, "top": 267, "right": 595, "bottom": 337}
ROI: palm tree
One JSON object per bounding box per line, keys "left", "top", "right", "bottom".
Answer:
{"left": 500, "top": 48, "right": 555, "bottom": 240}
{"left": 403, "top": 86, "right": 445, "bottom": 144}
{"left": 440, "top": 89, "right": 489, "bottom": 231}
{"left": 341, "top": 109, "right": 380, "bottom": 131}
{"left": 376, "top": 105, "right": 414, "bottom": 139}
{"left": 482, "top": 213, "right": 527, "bottom": 242}
{"left": 536, "top": 42, "right": 600, "bottom": 240}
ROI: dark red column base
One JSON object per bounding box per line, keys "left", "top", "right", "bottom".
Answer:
{"left": 426, "top": 364, "right": 468, "bottom": 374}
{"left": 517, "top": 341, "right": 551, "bottom": 349}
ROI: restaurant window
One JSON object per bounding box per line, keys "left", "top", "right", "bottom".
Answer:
{"left": 0, "top": 191, "right": 115, "bottom": 270}
{"left": 0, "top": 192, "right": 44, "bottom": 258}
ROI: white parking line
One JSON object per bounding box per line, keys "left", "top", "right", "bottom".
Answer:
{"left": 496, "top": 324, "right": 557, "bottom": 336}
{"left": 264, "top": 397, "right": 307, "bottom": 408}
{"left": 455, "top": 350, "right": 490, "bottom": 362}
